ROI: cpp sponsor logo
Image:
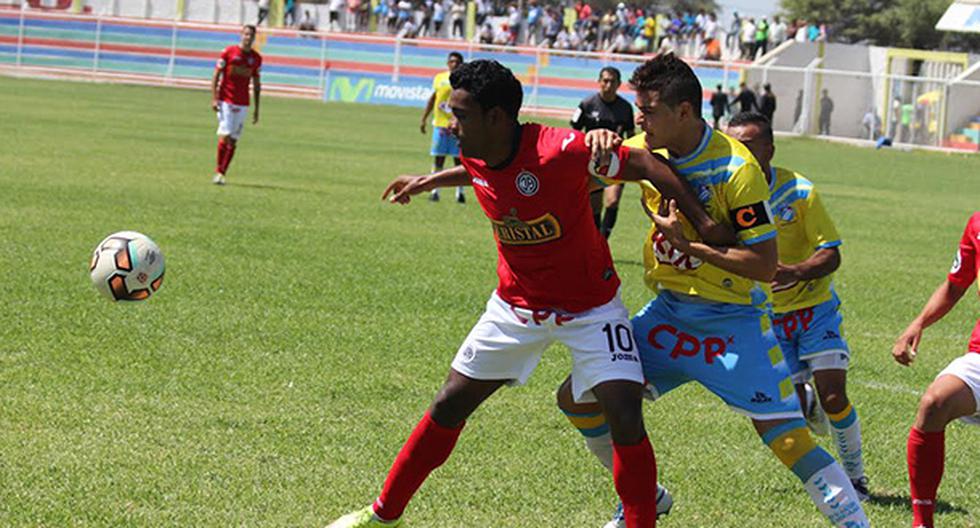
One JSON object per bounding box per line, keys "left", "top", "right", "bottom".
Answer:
{"left": 773, "top": 308, "right": 815, "bottom": 340}
{"left": 647, "top": 323, "right": 731, "bottom": 364}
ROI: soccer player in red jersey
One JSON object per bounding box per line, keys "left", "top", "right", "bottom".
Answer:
{"left": 210, "top": 25, "right": 262, "bottom": 185}
{"left": 894, "top": 211, "right": 980, "bottom": 528}
{"left": 327, "top": 59, "right": 733, "bottom": 528}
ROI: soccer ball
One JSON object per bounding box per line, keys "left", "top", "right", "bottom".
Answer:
{"left": 89, "top": 231, "right": 165, "bottom": 301}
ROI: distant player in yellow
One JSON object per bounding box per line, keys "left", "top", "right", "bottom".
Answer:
{"left": 557, "top": 54, "right": 869, "bottom": 527}
{"left": 726, "top": 111, "right": 869, "bottom": 501}
{"left": 420, "top": 51, "right": 465, "bottom": 203}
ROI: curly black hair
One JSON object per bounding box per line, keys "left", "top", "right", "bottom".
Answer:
{"left": 629, "top": 53, "right": 702, "bottom": 118}
{"left": 449, "top": 59, "right": 523, "bottom": 120}
{"left": 728, "top": 111, "right": 773, "bottom": 143}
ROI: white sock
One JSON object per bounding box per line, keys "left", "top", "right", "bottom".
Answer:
{"left": 803, "top": 463, "right": 869, "bottom": 527}
{"left": 584, "top": 432, "right": 614, "bottom": 471}
{"left": 828, "top": 404, "right": 865, "bottom": 480}
{"left": 456, "top": 186, "right": 464, "bottom": 198}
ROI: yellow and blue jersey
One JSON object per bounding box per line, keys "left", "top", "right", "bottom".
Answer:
{"left": 431, "top": 71, "right": 453, "bottom": 128}
{"left": 624, "top": 125, "right": 776, "bottom": 307}
{"left": 769, "top": 167, "right": 841, "bottom": 314}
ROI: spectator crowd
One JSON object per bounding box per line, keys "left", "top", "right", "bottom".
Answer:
{"left": 260, "top": 0, "right": 832, "bottom": 61}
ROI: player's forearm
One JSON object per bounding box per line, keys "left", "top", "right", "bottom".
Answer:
{"left": 420, "top": 165, "right": 470, "bottom": 189}
{"left": 910, "top": 280, "right": 968, "bottom": 331}
{"left": 781, "top": 247, "right": 840, "bottom": 281}
{"left": 681, "top": 239, "right": 777, "bottom": 282}
{"left": 253, "top": 81, "right": 261, "bottom": 111}
{"left": 211, "top": 73, "right": 221, "bottom": 100}
{"left": 625, "top": 152, "right": 736, "bottom": 246}
{"left": 421, "top": 96, "right": 435, "bottom": 123}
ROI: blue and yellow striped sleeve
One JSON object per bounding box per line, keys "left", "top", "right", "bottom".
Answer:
{"left": 803, "top": 188, "right": 841, "bottom": 250}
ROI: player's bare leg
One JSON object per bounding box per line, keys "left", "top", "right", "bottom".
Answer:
{"left": 429, "top": 155, "right": 446, "bottom": 201}
{"left": 907, "top": 374, "right": 976, "bottom": 528}
{"left": 753, "top": 417, "right": 869, "bottom": 527}
{"left": 327, "top": 370, "right": 504, "bottom": 528}
{"left": 590, "top": 380, "right": 659, "bottom": 528}
{"left": 556, "top": 377, "right": 672, "bottom": 527}
{"left": 600, "top": 184, "right": 624, "bottom": 239}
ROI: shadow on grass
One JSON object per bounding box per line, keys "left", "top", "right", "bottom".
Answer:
{"left": 613, "top": 259, "right": 644, "bottom": 268}
{"left": 867, "top": 491, "right": 969, "bottom": 515}
{"left": 230, "top": 181, "right": 318, "bottom": 193}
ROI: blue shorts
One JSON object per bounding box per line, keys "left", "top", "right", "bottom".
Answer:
{"left": 430, "top": 127, "right": 460, "bottom": 157}
{"left": 632, "top": 291, "right": 802, "bottom": 421}
{"left": 772, "top": 294, "right": 850, "bottom": 381}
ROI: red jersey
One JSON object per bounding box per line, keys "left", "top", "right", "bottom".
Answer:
{"left": 217, "top": 45, "right": 262, "bottom": 106}
{"left": 947, "top": 212, "right": 980, "bottom": 353}
{"left": 460, "top": 124, "right": 630, "bottom": 313}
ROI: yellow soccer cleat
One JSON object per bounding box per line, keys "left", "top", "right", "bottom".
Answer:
{"left": 326, "top": 506, "right": 403, "bottom": 528}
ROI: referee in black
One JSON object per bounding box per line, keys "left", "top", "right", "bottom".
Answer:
{"left": 570, "top": 66, "right": 634, "bottom": 239}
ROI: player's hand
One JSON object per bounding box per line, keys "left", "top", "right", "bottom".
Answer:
{"left": 584, "top": 129, "right": 623, "bottom": 157}
{"left": 647, "top": 199, "right": 691, "bottom": 252}
{"left": 211, "top": 100, "right": 219, "bottom": 112}
{"left": 892, "top": 323, "right": 923, "bottom": 366}
{"left": 420, "top": 122, "right": 427, "bottom": 134}
{"left": 382, "top": 175, "right": 427, "bottom": 204}
{"left": 771, "top": 264, "right": 800, "bottom": 291}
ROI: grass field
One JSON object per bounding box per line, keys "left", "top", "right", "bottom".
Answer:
{"left": 2, "top": 74, "right": 980, "bottom": 527}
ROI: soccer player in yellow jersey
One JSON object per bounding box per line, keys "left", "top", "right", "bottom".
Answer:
{"left": 726, "top": 111, "right": 869, "bottom": 501}
{"left": 420, "top": 51, "right": 466, "bottom": 203}
{"left": 557, "top": 54, "right": 869, "bottom": 527}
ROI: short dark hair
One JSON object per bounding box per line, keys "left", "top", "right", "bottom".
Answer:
{"left": 448, "top": 51, "right": 464, "bottom": 63}
{"left": 450, "top": 59, "right": 523, "bottom": 120}
{"left": 599, "top": 66, "right": 621, "bottom": 82}
{"left": 244, "top": 24, "right": 256, "bottom": 33}
{"left": 728, "top": 111, "right": 773, "bottom": 143}
{"left": 629, "top": 53, "right": 702, "bottom": 117}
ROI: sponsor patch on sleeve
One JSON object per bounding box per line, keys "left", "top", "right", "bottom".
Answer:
{"left": 729, "top": 201, "right": 773, "bottom": 232}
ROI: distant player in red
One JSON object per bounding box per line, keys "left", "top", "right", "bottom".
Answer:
{"left": 210, "top": 25, "right": 262, "bottom": 185}
{"left": 326, "top": 59, "right": 732, "bottom": 528}
{"left": 894, "top": 212, "right": 980, "bottom": 528}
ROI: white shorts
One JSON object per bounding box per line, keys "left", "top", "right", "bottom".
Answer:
{"left": 937, "top": 353, "right": 980, "bottom": 426}
{"left": 216, "top": 101, "right": 248, "bottom": 140}
{"left": 789, "top": 351, "right": 850, "bottom": 384}
{"left": 451, "top": 290, "right": 643, "bottom": 403}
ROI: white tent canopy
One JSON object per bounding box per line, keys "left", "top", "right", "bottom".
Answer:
{"left": 936, "top": 0, "right": 980, "bottom": 33}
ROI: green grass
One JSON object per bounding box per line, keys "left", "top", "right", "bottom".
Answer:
{"left": 2, "top": 75, "right": 980, "bottom": 527}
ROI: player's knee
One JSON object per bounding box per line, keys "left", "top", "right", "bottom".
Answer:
{"left": 916, "top": 391, "right": 953, "bottom": 429}
{"left": 555, "top": 377, "right": 576, "bottom": 412}
{"left": 817, "top": 382, "right": 848, "bottom": 414}
{"left": 430, "top": 381, "right": 480, "bottom": 427}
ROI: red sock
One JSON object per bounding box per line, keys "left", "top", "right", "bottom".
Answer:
{"left": 908, "top": 427, "right": 945, "bottom": 528}
{"left": 612, "top": 436, "right": 658, "bottom": 528}
{"left": 372, "top": 412, "right": 464, "bottom": 521}
{"left": 215, "top": 140, "right": 227, "bottom": 174}
{"left": 218, "top": 141, "right": 236, "bottom": 175}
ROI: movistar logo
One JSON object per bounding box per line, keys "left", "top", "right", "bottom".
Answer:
{"left": 329, "top": 76, "right": 375, "bottom": 103}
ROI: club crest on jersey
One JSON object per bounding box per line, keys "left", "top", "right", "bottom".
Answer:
{"left": 775, "top": 203, "right": 796, "bottom": 222}
{"left": 515, "top": 171, "right": 540, "bottom": 197}
{"left": 491, "top": 208, "right": 561, "bottom": 245}
{"left": 695, "top": 184, "right": 712, "bottom": 204}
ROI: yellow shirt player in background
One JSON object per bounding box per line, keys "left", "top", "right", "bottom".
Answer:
{"left": 727, "top": 111, "right": 869, "bottom": 502}
{"left": 557, "top": 54, "right": 869, "bottom": 528}
{"left": 420, "top": 51, "right": 465, "bottom": 203}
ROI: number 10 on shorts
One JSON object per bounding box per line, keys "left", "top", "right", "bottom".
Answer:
{"left": 603, "top": 323, "right": 639, "bottom": 362}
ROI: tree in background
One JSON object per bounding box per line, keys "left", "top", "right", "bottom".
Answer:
{"left": 781, "top": 0, "right": 980, "bottom": 51}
